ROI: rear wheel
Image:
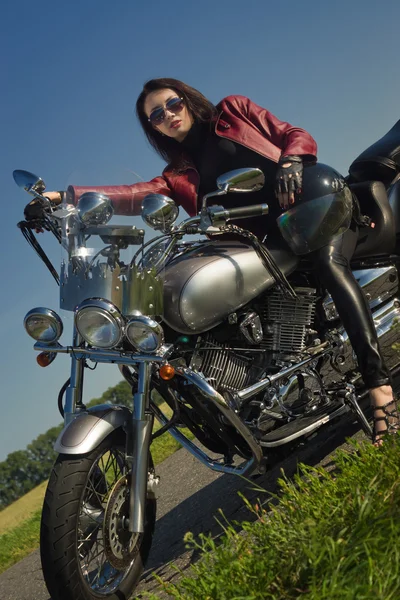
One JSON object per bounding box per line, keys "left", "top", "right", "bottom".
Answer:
{"left": 40, "top": 432, "right": 156, "bottom": 600}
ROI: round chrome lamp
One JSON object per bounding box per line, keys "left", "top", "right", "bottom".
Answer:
{"left": 126, "top": 315, "right": 164, "bottom": 353}
{"left": 76, "top": 192, "right": 114, "bottom": 226}
{"left": 75, "top": 299, "right": 124, "bottom": 348}
{"left": 142, "top": 194, "right": 179, "bottom": 232}
{"left": 24, "top": 308, "right": 63, "bottom": 343}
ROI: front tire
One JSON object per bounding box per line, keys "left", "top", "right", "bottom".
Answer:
{"left": 40, "top": 432, "right": 156, "bottom": 600}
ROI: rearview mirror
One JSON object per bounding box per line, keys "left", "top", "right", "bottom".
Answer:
{"left": 13, "top": 170, "right": 46, "bottom": 195}
{"left": 216, "top": 168, "right": 265, "bottom": 193}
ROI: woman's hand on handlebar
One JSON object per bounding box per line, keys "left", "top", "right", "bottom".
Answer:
{"left": 23, "top": 191, "right": 63, "bottom": 227}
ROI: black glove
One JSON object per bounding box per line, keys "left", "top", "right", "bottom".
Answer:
{"left": 24, "top": 198, "right": 48, "bottom": 221}
{"left": 275, "top": 155, "right": 303, "bottom": 197}
{"left": 23, "top": 191, "right": 64, "bottom": 221}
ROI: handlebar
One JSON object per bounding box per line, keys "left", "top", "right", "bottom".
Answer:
{"left": 177, "top": 204, "right": 270, "bottom": 236}
{"left": 209, "top": 203, "right": 269, "bottom": 223}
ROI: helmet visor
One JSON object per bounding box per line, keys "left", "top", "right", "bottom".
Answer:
{"left": 276, "top": 188, "right": 353, "bottom": 255}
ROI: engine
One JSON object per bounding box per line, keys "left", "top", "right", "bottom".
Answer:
{"left": 194, "top": 287, "right": 317, "bottom": 392}
{"left": 187, "top": 262, "right": 400, "bottom": 438}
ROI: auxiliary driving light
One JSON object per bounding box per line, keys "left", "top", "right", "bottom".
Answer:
{"left": 24, "top": 307, "right": 63, "bottom": 344}
{"left": 126, "top": 315, "right": 164, "bottom": 353}
{"left": 75, "top": 298, "right": 124, "bottom": 349}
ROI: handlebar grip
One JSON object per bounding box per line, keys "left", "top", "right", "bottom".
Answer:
{"left": 223, "top": 203, "right": 269, "bottom": 221}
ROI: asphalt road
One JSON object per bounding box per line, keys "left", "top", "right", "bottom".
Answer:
{"left": 0, "top": 412, "right": 368, "bottom": 600}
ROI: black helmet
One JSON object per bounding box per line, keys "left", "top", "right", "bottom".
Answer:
{"left": 276, "top": 162, "right": 353, "bottom": 255}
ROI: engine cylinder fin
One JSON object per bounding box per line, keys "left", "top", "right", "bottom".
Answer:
{"left": 197, "top": 334, "right": 251, "bottom": 391}
{"left": 261, "top": 287, "right": 317, "bottom": 355}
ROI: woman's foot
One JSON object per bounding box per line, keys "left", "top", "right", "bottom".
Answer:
{"left": 369, "top": 385, "right": 400, "bottom": 447}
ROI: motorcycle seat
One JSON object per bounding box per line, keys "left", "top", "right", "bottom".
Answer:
{"left": 350, "top": 180, "right": 396, "bottom": 258}
{"left": 349, "top": 119, "right": 400, "bottom": 185}
{"left": 388, "top": 179, "right": 400, "bottom": 235}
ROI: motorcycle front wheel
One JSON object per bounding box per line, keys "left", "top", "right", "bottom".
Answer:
{"left": 40, "top": 431, "right": 156, "bottom": 600}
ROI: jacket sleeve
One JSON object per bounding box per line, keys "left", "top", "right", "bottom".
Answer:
{"left": 67, "top": 175, "right": 172, "bottom": 216}
{"left": 229, "top": 95, "right": 317, "bottom": 162}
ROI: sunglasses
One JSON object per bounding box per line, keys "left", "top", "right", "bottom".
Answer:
{"left": 148, "top": 97, "right": 185, "bottom": 126}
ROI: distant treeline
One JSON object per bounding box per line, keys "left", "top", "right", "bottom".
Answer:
{"left": 0, "top": 380, "right": 152, "bottom": 509}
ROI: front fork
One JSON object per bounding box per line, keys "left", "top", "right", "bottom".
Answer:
{"left": 65, "top": 329, "right": 153, "bottom": 534}
{"left": 64, "top": 329, "right": 85, "bottom": 424}
{"left": 129, "top": 362, "right": 153, "bottom": 533}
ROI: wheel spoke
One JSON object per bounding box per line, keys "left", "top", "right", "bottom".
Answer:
{"left": 85, "top": 476, "right": 107, "bottom": 505}
{"left": 100, "top": 449, "right": 124, "bottom": 492}
{"left": 99, "top": 454, "right": 109, "bottom": 494}
{"left": 88, "top": 543, "right": 106, "bottom": 565}
{"left": 107, "top": 450, "right": 122, "bottom": 484}
{"left": 83, "top": 537, "right": 107, "bottom": 582}
{"left": 79, "top": 448, "right": 126, "bottom": 592}
{"left": 80, "top": 528, "right": 103, "bottom": 557}
{"left": 74, "top": 444, "right": 144, "bottom": 595}
{"left": 78, "top": 522, "right": 103, "bottom": 553}
{"left": 89, "top": 539, "right": 120, "bottom": 592}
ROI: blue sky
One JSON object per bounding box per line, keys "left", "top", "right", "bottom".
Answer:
{"left": 1, "top": 0, "right": 400, "bottom": 460}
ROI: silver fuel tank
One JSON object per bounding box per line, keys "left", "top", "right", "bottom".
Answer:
{"left": 163, "top": 241, "right": 298, "bottom": 334}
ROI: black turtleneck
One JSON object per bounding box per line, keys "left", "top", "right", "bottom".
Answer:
{"left": 180, "top": 120, "right": 281, "bottom": 240}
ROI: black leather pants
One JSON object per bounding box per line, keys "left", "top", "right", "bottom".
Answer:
{"left": 312, "top": 226, "right": 390, "bottom": 389}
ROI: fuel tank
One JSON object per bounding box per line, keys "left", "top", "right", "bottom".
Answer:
{"left": 163, "top": 240, "right": 298, "bottom": 334}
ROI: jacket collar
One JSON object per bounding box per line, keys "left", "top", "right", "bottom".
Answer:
{"left": 164, "top": 112, "right": 230, "bottom": 177}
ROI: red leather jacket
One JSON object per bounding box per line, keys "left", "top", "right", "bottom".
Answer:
{"left": 68, "top": 95, "right": 317, "bottom": 216}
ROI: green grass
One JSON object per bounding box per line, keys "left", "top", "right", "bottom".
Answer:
{"left": 0, "top": 509, "right": 42, "bottom": 575}
{"left": 0, "top": 402, "right": 191, "bottom": 575}
{"left": 0, "top": 480, "right": 48, "bottom": 536}
{"left": 151, "top": 430, "right": 184, "bottom": 466}
{"left": 148, "top": 435, "right": 400, "bottom": 600}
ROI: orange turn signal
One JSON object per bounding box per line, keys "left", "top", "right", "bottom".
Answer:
{"left": 159, "top": 364, "right": 175, "bottom": 380}
{"left": 37, "top": 352, "right": 56, "bottom": 367}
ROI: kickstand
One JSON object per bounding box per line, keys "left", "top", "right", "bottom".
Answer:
{"left": 341, "top": 384, "right": 373, "bottom": 438}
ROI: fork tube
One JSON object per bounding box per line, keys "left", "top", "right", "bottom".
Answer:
{"left": 64, "top": 329, "right": 84, "bottom": 424}
{"left": 129, "top": 361, "right": 153, "bottom": 533}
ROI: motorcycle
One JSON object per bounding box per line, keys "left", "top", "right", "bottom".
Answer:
{"left": 13, "top": 118, "right": 400, "bottom": 600}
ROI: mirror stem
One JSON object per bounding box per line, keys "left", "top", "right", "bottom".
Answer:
{"left": 200, "top": 186, "right": 228, "bottom": 214}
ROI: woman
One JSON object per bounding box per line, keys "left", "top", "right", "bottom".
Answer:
{"left": 31, "top": 77, "right": 398, "bottom": 445}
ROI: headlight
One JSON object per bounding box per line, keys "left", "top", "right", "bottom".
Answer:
{"left": 126, "top": 315, "right": 164, "bottom": 353}
{"left": 142, "top": 194, "right": 179, "bottom": 231}
{"left": 24, "top": 307, "right": 63, "bottom": 343}
{"left": 75, "top": 299, "right": 124, "bottom": 348}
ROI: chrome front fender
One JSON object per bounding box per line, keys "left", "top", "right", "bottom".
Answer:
{"left": 54, "top": 404, "right": 131, "bottom": 455}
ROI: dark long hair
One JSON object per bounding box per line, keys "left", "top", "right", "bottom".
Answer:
{"left": 136, "top": 78, "right": 217, "bottom": 170}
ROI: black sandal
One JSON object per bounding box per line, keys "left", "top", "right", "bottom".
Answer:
{"left": 372, "top": 399, "right": 400, "bottom": 445}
